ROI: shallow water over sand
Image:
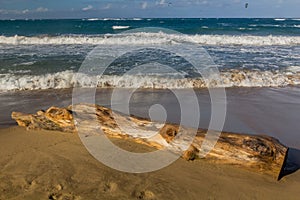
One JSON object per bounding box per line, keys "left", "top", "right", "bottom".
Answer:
{"left": 1, "top": 86, "right": 300, "bottom": 149}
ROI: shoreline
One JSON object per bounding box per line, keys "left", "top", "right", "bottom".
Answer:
{"left": 2, "top": 86, "right": 300, "bottom": 148}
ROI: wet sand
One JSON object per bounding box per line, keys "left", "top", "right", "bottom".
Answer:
{"left": 0, "top": 126, "right": 300, "bottom": 200}
{"left": 1, "top": 87, "right": 300, "bottom": 148}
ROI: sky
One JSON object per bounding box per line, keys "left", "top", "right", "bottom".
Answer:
{"left": 0, "top": 0, "right": 299, "bottom": 19}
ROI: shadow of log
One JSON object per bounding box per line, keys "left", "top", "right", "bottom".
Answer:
{"left": 278, "top": 148, "right": 300, "bottom": 180}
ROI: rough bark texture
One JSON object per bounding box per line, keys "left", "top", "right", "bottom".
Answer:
{"left": 11, "top": 104, "right": 288, "bottom": 179}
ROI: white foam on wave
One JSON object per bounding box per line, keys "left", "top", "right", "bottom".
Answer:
{"left": 286, "top": 66, "right": 300, "bottom": 73}
{"left": 85, "top": 18, "right": 142, "bottom": 21}
{"left": 0, "top": 71, "right": 75, "bottom": 91}
{"left": 7, "top": 69, "right": 32, "bottom": 74}
{"left": 83, "top": 18, "right": 123, "bottom": 21}
{"left": 86, "top": 18, "right": 100, "bottom": 21}
{"left": 1, "top": 68, "right": 300, "bottom": 91}
{"left": 0, "top": 33, "right": 300, "bottom": 46}
{"left": 112, "top": 26, "right": 130, "bottom": 30}
{"left": 12, "top": 61, "right": 36, "bottom": 66}
{"left": 260, "top": 24, "right": 281, "bottom": 27}
{"left": 274, "top": 18, "right": 286, "bottom": 21}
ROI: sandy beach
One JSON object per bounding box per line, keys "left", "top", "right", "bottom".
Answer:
{"left": 1, "top": 12, "right": 300, "bottom": 200}
{"left": 0, "top": 126, "right": 299, "bottom": 200}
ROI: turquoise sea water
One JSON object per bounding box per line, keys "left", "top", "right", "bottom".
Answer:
{"left": 0, "top": 18, "right": 299, "bottom": 90}
{"left": 0, "top": 18, "right": 299, "bottom": 36}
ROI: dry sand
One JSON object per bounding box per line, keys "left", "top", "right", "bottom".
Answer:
{"left": 0, "top": 126, "right": 300, "bottom": 200}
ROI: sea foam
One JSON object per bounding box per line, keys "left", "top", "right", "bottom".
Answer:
{"left": 1, "top": 68, "right": 300, "bottom": 91}
{"left": 0, "top": 33, "right": 299, "bottom": 46}
{"left": 112, "top": 26, "right": 130, "bottom": 30}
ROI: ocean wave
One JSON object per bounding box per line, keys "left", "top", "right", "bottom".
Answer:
{"left": 82, "top": 18, "right": 123, "bottom": 21}
{"left": 112, "top": 26, "right": 130, "bottom": 30}
{"left": 274, "top": 18, "right": 286, "bottom": 21}
{"left": 7, "top": 69, "right": 32, "bottom": 74}
{"left": 259, "top": 24, "right": 282, "bottom": 27}
{"left": 83, "top": 18, "right": 142, "bottom": 21}
{"left": 0, "top": 33, "right": 300, "bottom": 46}
{"left": 12, "top": 61, "right": 36, "bottom": 66}
{"left": 1, "top": 68, "right": 300, "bottom": 91}
{"left": 86, "top": 18, "right": 100, "bottom": 21}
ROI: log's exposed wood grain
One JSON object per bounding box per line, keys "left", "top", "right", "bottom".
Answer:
{"left": 11, "top": 104, "right": 288, "bottom": 179}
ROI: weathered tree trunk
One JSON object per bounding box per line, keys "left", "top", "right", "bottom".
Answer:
{"left": 11, "top": 104, "right": 288, "bottom": 179}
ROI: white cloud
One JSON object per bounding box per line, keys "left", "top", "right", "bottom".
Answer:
{"left": 192, "top": 0, "right": 209, "bottom": 5}
{"left": 0, "top": 7, "right": 48, "bottom": 15}
{"left": 82, "top": 5, "right": 93, "bottom": 11}
{"left": 0, "top": 9, "right": 9, "bottom": 14}
{"left": 102, "top": 4, "right": 111, "bottom": 10}
{"left": 22, "top": 9, "right": 29, "bottom": 14}
{"left": 155, "top": 0, "right": 173, "bottom": 7}
{"left": 156, "top": 0, "right": 166, "bottom": 5}
{"left": 141, "top": 2, "right": 148, "bottom": 9}
{"left": 200, "top": 0, "right": 208, "bottom": 5}
{"left": 36, "top": 7, "right": 48, "bottom": 12}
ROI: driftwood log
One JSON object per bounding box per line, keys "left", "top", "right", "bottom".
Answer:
{"left": 11, "top": 104, "right": 288, "bottom": 179}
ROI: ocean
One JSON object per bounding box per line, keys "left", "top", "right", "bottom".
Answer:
{"left": 1, "top": 18, "right": 300, "bottom": 148}
{"left": 0, "top": 18, "right": 299, "bottom": 90}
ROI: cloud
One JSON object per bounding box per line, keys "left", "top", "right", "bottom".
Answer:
{"left": 155, "top": 0, "right": 174, "bottom": 7}
{"left": 0, "top": 8, "right": 48, "bottom": 15}
{"left": 102, "top": 4, "right": 111, "bottom": 10}
{"left": 141, "top": 2, "right": 148, "bottom": 9}
{"left": 156, "top": 0, "right": 166, "bottom": 6}
{"left": 0, "top": 9, "right": 25, "bottom": 15}
{"left": 82, "top": 5, "right": 93, "bottom": 11}
{"left": 22, "top": 9, "right": 29, "bottom": 14}
{"left": 0, "top": 9, "right": 9, "bottom": 14}
{"left": 199, "top": 0, "right": 208, "bottom": 5}
{"left": 36, "top": 7, "right": 48, "bottom": 12}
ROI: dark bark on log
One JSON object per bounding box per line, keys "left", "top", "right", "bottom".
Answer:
{"left": 11, "top": 104, "right": 288, "bottom": 179}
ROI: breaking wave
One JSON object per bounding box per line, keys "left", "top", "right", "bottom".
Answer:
{"left": 274, "top": 18, "right": 286, "bottom": 21}
{"left": 112, "top": 26, "right": 130, "bottom": 30}
{"left": 0, "top": 33, "right": 300, "bottom": 46}
{"left": 83, "top": 18, "right": 142, "bottom": 21}
{"left": 1, "top": 68, "right": 300, "bottom": 91}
